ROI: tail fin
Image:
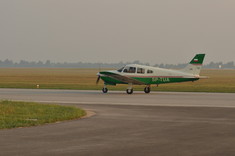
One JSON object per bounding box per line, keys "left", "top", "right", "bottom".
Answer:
{"left": 180, "top": 54, "right": 206, "bottom": 75}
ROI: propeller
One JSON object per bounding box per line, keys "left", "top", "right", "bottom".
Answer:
{"left": 96, "top": 74, "right": 101, "bottom": 84}
{"left": 96, "top": 64, "right": 101, "bottom": 85}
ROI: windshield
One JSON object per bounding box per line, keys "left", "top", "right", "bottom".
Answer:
{"left": 117, "top": 67, "right": 124, "bottom": 72}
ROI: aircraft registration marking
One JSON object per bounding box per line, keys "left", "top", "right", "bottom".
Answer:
{"left": 152, "top": 77, "right": 170, "bottom": 82}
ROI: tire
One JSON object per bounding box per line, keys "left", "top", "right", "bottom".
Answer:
{"left": 144, "top": 87, "right": 151, "bottom": 93}
{"left": 126, "top": 89, "right": 133, "bottom": 94}
{"left": 102, "top": 88, "right": 108, "bottom": 93}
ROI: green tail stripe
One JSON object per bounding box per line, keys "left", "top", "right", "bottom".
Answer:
{"left": 190, "top": 54, "right": 205, "bottom": 64}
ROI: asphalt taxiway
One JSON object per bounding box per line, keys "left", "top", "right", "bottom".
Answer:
{"left": 0, "top": 89, "right": 235, "bottom": 156}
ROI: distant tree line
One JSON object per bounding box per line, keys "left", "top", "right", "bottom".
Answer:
{"left": 0, "top": 59, "right": 234, "bottom": 69}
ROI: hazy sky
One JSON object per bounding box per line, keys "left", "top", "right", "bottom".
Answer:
{"left": 0, "top": 0, "right": 234, "bottom": 65}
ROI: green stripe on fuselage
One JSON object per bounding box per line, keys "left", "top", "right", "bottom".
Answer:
{"left": 101, "top": 76, "right": 126, "bottom": 85}
{"left": 101, "top": 76, "right": 199, "bottom": 85}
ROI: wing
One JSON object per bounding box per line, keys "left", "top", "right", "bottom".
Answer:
{"left": 99, "top": 71, "right": 145, "bottom": 85}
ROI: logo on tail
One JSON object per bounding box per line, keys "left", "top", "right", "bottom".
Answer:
{"left": 190, "top": 54, "right": 205, "bottom": 65}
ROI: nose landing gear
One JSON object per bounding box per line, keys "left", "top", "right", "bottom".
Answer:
{"left": 102, "top": 84, "right": 108, "bottom": 93}
{"left": 126, "top": 83, "right": 133, "bottom": 94}
{"left": 102, "top": 87, "right": 108, "bottom": 93}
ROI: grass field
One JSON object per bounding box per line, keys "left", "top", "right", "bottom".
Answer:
{"left": 0, "top": 100, "right": 86, "bottom": 129}
{"left": 0, "top": 68, "right": 234, "bottom": 93}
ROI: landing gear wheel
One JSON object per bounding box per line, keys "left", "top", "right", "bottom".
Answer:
{"left": 126, "top": 89, "right": 133, "bottom": 94}
{"left": 102, "top": 88, "right": 108, "bottom": 93}
{"left": 144, "top": 87, "right": 151, "bottom": 93}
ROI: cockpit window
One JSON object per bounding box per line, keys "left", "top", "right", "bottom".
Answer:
{"left": 117, "top": 67, "right": 124, "bottom": 72}
{"left": 137, "top": 68, "right": 145, "bottom": 74}
{"left": 147, "top": 70, "right": 153, "bottom": 74}
{"left": 123, "top": 66, "right": 136, "bottom": 73}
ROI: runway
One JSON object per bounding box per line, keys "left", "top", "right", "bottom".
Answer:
{"left": 1, "top": 89, "right": 235, "bottom": 156}
{"left": 1, "top": 88, "right": 234, "bottom": 108}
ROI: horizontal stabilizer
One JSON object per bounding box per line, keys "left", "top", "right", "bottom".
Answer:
{"left": 198, "top": 76, "right": 209, "bottom": 79}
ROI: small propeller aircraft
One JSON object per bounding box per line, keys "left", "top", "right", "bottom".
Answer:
{"left": 96, "top": 54, "right": 206, "bottom": 94}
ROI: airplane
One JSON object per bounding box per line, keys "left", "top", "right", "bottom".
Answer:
{"left": 96, "top": 54, "right": 206, "bottom": 94}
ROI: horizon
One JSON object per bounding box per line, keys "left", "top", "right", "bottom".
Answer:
{"left": 0, "top": 58, "right": 234, "bottom": 66}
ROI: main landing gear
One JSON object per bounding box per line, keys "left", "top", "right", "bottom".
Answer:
{"left": 126, "top": 84, "right": 151, "bottom": 94}
{"left": 144, "top": 85, "right": 151, "bottom": 94}
{"left": 126, "top": 89, "right": 133, "bottom": 94}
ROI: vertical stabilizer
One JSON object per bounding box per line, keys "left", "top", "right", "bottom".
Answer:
{"left": 180, "top": 54, "right": 206, "bottom": 75}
